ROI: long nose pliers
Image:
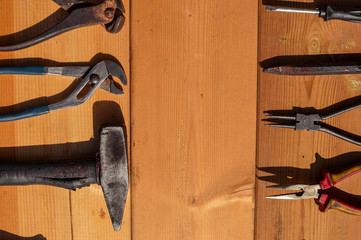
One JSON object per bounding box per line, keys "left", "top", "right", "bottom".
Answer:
{"left": 0, "top": 60, "right": 127, "bottom": 122}
{"left": 266, "top": 163, "right": 361, "bottom": 215}
{"left": 0, "top": 0, "right": 125, "bottom": 51}
{"left": 264, "top": 98, "right": 361, "bottom": 146}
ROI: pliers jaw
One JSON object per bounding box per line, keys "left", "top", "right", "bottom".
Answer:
{"left": 52, "top": 0, "right": 125, "bottom": 33}
{"left": 102, "top": 0, "right": 126, "bottom": 34}
{"left": 98, "top": 60, "right": 127, "bottom": 95}
{"left": 266, "top": 185, "right": 340, "bottom": 213}
{"left": 266, "top": 184, "right": 321, "bottom": 200}
{"left": 264, "top": 113, "right": 322, "bottom": 131}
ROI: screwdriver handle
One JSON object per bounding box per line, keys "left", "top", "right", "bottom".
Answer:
{"left": 321, "top": 6, "right": 361, "bottom": 23}
{"left": 318, "top": 193, "right": 361, "bottom": 215}
{"left": 319, "top": 163, "right": 361, "bottom": 189}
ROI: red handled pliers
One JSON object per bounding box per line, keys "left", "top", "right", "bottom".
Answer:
{"left": 266, "top": 163, "right": 361, "bottom": 215}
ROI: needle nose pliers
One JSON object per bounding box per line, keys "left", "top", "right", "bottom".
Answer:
{"left": 265, "top": 99, "right": 361, "bottom": 146}
{"left": 266, "top": 163, "right": 361, "bottom": 215}
{"left": 0, "top": 60, "right": 127, "bottom": 122}
{"left": 0, "top": 0, "right": 125, "bottom": 51}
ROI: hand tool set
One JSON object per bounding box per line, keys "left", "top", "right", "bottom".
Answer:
{"left": 262, "top": 2, "right": 361, "bottom": 216}
{"left": 0, "top": 0, "right": 128, "bottom": 232}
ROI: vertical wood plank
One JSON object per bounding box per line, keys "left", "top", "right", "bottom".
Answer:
{"left": 131, "top": 0, "right": 257, "bottom": 239}
{"left": 257, "top": 0, "right": 361, "bottom": 239}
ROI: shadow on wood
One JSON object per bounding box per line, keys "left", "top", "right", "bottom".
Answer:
{"left": 0, "top": 230, "right": 46, "bottom": 240}
{"left": 0, "top": 100, "right": 125, "bottom": 162}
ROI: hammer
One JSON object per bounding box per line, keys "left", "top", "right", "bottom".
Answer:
{"left": 0, "top": 126, "right": 128, "bottom": 231}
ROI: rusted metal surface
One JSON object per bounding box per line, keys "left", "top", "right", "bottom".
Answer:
{"left": 0, "top": 160, "right": 98, "bottom": 190}
{"left": 0, "top": 0, "right": 125, "bottom": 51}
{"left": 99, "top": 126, "right": 128, "bottom": 231}
{"left": 52, "top": 0, "right": 87, "bottom": 10}
{"left": 263, "top": 64, "right": 361, "bottom": 76}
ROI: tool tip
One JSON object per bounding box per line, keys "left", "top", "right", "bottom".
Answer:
{"left": 263, "top": 67, "right": 282, "bottom": 75}
{"left": 265, "top": 196, "right": 277, "bottom": 199}
{"left": 266, "top": 6, "right": 277, "bottom": 11}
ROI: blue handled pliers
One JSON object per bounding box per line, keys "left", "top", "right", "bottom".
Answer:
{"left": 0, "top": 60, "right": 127, "bottom": 122}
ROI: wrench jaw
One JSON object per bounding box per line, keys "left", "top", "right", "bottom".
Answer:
{"left": 104, "top": 60, "right": 127, "bottom": 85}
{"left": 100, "top": 77, "right": 124, "bottom": 95}
{"left": 96, "top": 60, "right": 126, "bottom": 95}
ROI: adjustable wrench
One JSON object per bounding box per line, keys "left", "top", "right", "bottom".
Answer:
{"left": 0, "top": 60, "right": 127, "bottom": 122}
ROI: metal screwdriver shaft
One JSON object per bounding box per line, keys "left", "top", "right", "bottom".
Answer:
{"left": 266, "top": 6, "right": 319, "bottom": 15}
{"left": 266, "top": 5, "right": 361, "bottom": 23}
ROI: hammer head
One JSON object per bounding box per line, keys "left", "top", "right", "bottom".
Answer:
{"left": 99, "top": 126, "right": 128, "bottom": 231}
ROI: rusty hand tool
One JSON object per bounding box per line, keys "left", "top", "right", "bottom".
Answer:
{"left": 266, "top": 5, "right": 361, "bottom": 23}
{"left": 0, "top": 60, "right": 127, "bottom": 122}
{"left": 263, "top": 62, "right": 361, "bottom": 76}
{"left": 266, "top": 162, "right": 361, "bottom": 215}
{"left": 0, "top": 126, "right": 128, "bottom": 231}
{"left": 264, "top": 99, "right": 361, "bottom": 146}
{"left": 0, "top": 0, "right": 125, "bottom": 51}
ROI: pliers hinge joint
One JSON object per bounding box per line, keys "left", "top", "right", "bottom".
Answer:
{"left": 295, "top": 114, "right": 322, "bottom": 131}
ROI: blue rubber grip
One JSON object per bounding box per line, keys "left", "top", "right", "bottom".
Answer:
{"left": 0, "top": 105, "right": 50, "bottom": 122}
{"left": 0, "top": 66, "right": 46, "bottom": 75}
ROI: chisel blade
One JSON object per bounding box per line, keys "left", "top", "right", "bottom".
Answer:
{"left": 263, "top": 64, "right": 361, "bottom": 76}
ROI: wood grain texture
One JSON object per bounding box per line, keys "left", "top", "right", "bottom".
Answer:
{"left": 0, "top": 1, "right": 130, "bottom": 239}
{"left": 131, "top": 1, "right": 257, "bottom": 239}
{"left": 257, "top": 0, "right": 361, "bottom": 239}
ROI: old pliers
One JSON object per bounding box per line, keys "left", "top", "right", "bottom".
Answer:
{"left": 264, "top": 99, "right": 361, "bottom": 146}
{"left": 0, "top": 60, "right": 127, "bottom": 122}
{"left": 0, "top": 0, "right": 125, "bottom": 51}
{"left": 266, "top": 163, "right": 361, "bottom": 215}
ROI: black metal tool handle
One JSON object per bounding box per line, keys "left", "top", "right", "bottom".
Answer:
{"left": 0, "top": 160, "right": 99, "bottom": 190}
{"left": 321, "top": 6, "right": 361, "bottom": 23}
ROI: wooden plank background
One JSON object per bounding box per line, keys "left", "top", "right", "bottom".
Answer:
{"left": 0, "top": 1, "right": 130, "bottom": 240}
{"left": 257, "top": 0, "right": 361, "bottom": 239}
{"left": 131, "top": 0, "right": 257, "bottom": 239}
